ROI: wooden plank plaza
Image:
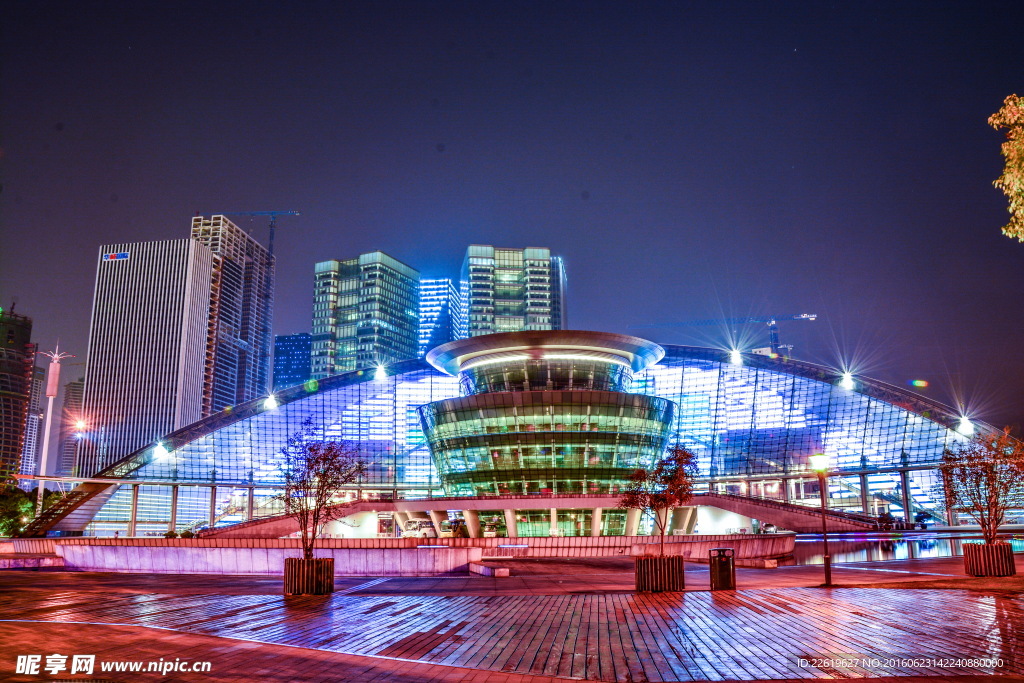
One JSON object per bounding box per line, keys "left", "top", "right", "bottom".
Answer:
{"left": 2, "top": 556, "right": 1024, "bottom": 682}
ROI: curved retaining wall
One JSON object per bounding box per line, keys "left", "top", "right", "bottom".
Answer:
{"left": 53, "top": 542, "right": 481, "bottom": 576}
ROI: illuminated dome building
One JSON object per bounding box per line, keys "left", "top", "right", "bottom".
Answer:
{"left": 419, "top": 332, "right": 674, "bottom": 496}
{"left": 25, "top": 331, "right": 996, "bottom": 538}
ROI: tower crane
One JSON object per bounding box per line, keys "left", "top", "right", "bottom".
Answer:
{"left": 216, "top": 210, "right": 300, "bottom": 259}
{"left": 630, "top": 313, "right": 817, "bottom": 355}
{"left": 211, "top": 211, "right": 299, "bottom": 393}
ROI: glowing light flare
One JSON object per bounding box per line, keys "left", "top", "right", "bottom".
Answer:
{"left": 153, "top": 442, "right": 172, "bottom": 460}
{"left": 263, "top": 394, "right": 278, "bottom": 410}
{"left": 839, "top": 372, "right": 855, "bottom": 391}
{"left": 808, "top": 454, "right": 830, "bottom": 472}
{"left": 374, "top": 365, "right": 388, "bottom": 381}
{"left": 729, "top": 350, "right": 743, "bottom": 365}
{"left": 957, "top": 417, "right": 975, "bottom": 437}
{"left": 75, "top": 420, "right": 87, "bottom": 430}
{"left": 909, "top": 379, "right": 929, "bottom": 388}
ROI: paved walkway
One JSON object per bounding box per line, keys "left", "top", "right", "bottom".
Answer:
{"left": 2, "top": 556, "right": 1024, "bottom": 681}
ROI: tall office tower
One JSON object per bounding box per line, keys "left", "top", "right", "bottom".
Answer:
{"left": 79, "top": 240, "right": 215, "bottom": 476}
{"left": 311, "top": 252, "right": 419, "bottom": 379}
{"left": 191, "top": 215, "right": 274, "bottom": 410}
{"left": 460, "top": 245, "right": 567, "bottom": 337}
{"left": 418, "top": 279, "right": 462, "bottom": 357}
{"left": 273, "top": 333, "right": 312, "bottom": 390}
{"left": 0, "top": 308, "right": 35, "bottom": 482}
{"left": 59, "top": 377, "right": 84, "bottom": 476}
{"left": 17, "top": 365, "right": 46, "bottom": 489}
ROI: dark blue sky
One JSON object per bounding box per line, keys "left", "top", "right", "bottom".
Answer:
{"left": 2, "top": 1, "right": 1023, "bottom": 425}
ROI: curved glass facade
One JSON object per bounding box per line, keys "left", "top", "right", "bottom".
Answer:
{"left": 419, "top": 391, "right": 675, "bottom": 495}
{"left": 459, "top": 358, "right": 634, "bottom": 395}
{"left": 46, "top": 336, "right": 1009, "bottom": 536}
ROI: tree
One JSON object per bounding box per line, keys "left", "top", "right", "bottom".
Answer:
{"left": 618, "top": 446, "right": 698, "bottom": 556}
{"left": 989, "top": 94, "right": 1024, "bottom": 242}
{"left": 941, "top": 427, "right": 1024, "bottom": 544}
{"left": 1, "top": 484, "right": 64, "bottom": 537}
{"left": 278, "top": 417, "right": 366, "bottom": 560}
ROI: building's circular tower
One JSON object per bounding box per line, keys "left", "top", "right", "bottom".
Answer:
{"left": 418, "top": 331, "right": 676, "bottom": 496}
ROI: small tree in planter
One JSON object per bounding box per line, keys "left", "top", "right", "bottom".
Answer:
{"left": 619, "top": 446, "right": 697, "bottom": 591}
{"left": 941, "top": 427, "right": 1024, "bottom": 577}
{"left": 278, "top": 417, "right": 366, "bottom": 595}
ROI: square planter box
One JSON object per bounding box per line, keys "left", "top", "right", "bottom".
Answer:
{"left": 963, "top": 542, "right": 1016, "bottom": 577}
{"left": 284, "top": 557, "right": 335, "bottom": 595}
{"left": 635, "top": 555, "right": 685, "bottom": 592}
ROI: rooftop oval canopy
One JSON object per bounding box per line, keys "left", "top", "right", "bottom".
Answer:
{"left": 425, "top": 330, "right": 666, "bottom": 376}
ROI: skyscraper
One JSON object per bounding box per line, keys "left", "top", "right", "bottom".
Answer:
{"left": 59, "top": 377, "right": 84, "bottom": 476}
{"left": 17, "top": 365, "right": 46, "bottom": 489}
{"left": 461, "top": 245, "right": 567, "bottom": 337}
{"left": 273, "top": 333, "right": 312, "bottom": 390}
{"left": 0, "top": 308, "right": 35, "bottom": 482}
{"left": 79, "top": 240, "right": 215, "bottom": 475}
{"left": 311, "top": 252, "right": 419, "bottom": 378}
{"left": 418, "top": 279, "right": 462, "bottom": 357}
{"left": 190, "top": 215, "right": 274, "bottom": 409}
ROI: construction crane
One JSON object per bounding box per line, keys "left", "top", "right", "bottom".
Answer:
{"left": 216, "top": 210, "right": 300, "bottom": 259}
{"left": 630, "top": 313, "right": 817, "bottom": 355}
{"left": 213, "top": 211, "right": 299, "bottom": 394}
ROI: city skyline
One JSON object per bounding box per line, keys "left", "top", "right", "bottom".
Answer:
{"left": 3, "top": 2, "right": 1024, "bottom": 428}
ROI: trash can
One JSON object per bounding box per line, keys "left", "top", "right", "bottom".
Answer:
{"left": 709, "top": 548, "right": 736, "bottom": 590}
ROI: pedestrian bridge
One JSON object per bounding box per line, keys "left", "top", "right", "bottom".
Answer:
{"left": 199, "top": 492, "right": 877, "bottom": 539}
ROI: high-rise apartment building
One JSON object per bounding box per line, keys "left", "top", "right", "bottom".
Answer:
{"left": 191, "top": 215, "right": 274, "bottom": 409}
{"left": 273, "top": 333, "right": 312, "bottom": 390}
{"left": 461, "top": 245, "right": 567, "bottom": 337}
{"left": 311, "top": 252, "right": 419, "bottom": 379}
{"left": 0, "top": 308, "right": 35, "bottom": 482}
{"left": 59, "top": 377, "right": 84, "bottom": 476}
{"left": 17, "top": 365, "right": 46, "bottom": 488}
{"left": 418, "top": 279, "right": 462, "bottom": 357}
{"left": 79, "top": 240, "right": 215, "bottom": 476}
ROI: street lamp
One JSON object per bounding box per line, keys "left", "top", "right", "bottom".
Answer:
{"left": 809, "top": 453, "right": 833, "bottom": 587}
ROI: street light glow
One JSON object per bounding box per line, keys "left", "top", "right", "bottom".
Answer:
{"left": 809, "top": 454, "right": 830, "bottom": 471}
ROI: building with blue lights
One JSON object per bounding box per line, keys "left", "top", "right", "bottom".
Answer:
{"left": 273, "top": 333, "right": 312, "bottom": 391}
{"left": 24, "top": 329, "right": 1001, "bottom": 538}
{"left": 418, "top": 279, "right": 462, "bottom": 357}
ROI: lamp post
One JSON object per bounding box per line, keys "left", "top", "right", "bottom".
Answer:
{"left": 809, "top": 454, "right": 832, "bottom": 587}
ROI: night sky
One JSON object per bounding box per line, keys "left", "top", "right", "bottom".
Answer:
{"left": 3, "top": 1, "right": 1023, "bottom": 427}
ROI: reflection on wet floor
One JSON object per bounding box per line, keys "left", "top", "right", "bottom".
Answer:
{"left": 790, "top": 532, "right": 1024, "bottom": 565}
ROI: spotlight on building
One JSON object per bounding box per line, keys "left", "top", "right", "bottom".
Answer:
{"left": 374, "top": 364, "right": 388, "bottom": 381}
{"left": 840, "top": 372, "right": 855, "bottom": 391}
{"left": 263, "top": 394, "right": 278, "bottom": 410}
{"left": 957, "top": 416, "right": 974, "bottom": 437}
{"left": 154, "top": 442, "right": 171, "bottom": 460}
{"left": 729, "top": 349, "right": 742, "bottom": 365}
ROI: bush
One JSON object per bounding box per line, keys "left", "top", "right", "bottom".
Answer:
{"left": 163, "top": 530, "right": 178, "bottom": 539}
{"left": 179, "top": 530, "right": 195, "bottom": 539}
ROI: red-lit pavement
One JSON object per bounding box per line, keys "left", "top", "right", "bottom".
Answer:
{"left": 1, "top": 557, "right": 1023, "bottom": 681}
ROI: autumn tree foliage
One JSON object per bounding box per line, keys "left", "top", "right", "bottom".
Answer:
{"left": 989, "top": 94, "right": 1024, "bottom": 242}
{"left": 618, "top": 446, "right": 698, "bottom": 556}
{"left": 941, "top": 427, "right": 1024, "bottom": 544}
{"left": 278, "top": 417, "right": 366, "bottom": 560}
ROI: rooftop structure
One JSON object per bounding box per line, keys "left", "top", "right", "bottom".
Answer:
{"left": 461, "top": 246, "right": 566, "bottom": 337}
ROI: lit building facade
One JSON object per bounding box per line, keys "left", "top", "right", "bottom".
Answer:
{"left": 78, "top": 240, "right": 215, "bottom": 476}
{"left": 191, "top": 216, "right": 274, "bottom": 409}
{"left": 418, "top": 332, "right": 674, "bottom": 496}
{"left": 461, "top": 246, "right": 566, "bottom": 337}
{"left": 418, "top": 279, "right": 462, "bottom": 357}
{"left": 311, "top": 252, "right": 419, "bottom": 378}
{"left": 0, "top": 309, "right": 35, "bottom": 482}
{"left": 31, "top": 333, "right": 1000, "bottom": 538}
{"left": 17, "top": 365, "right": 46, "bottom": 488}
{"left": 59, "top": 378, "right": 84, "bottom": 476}
{"left": 273, "top": 333, "right": 312, "bottom": 390}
